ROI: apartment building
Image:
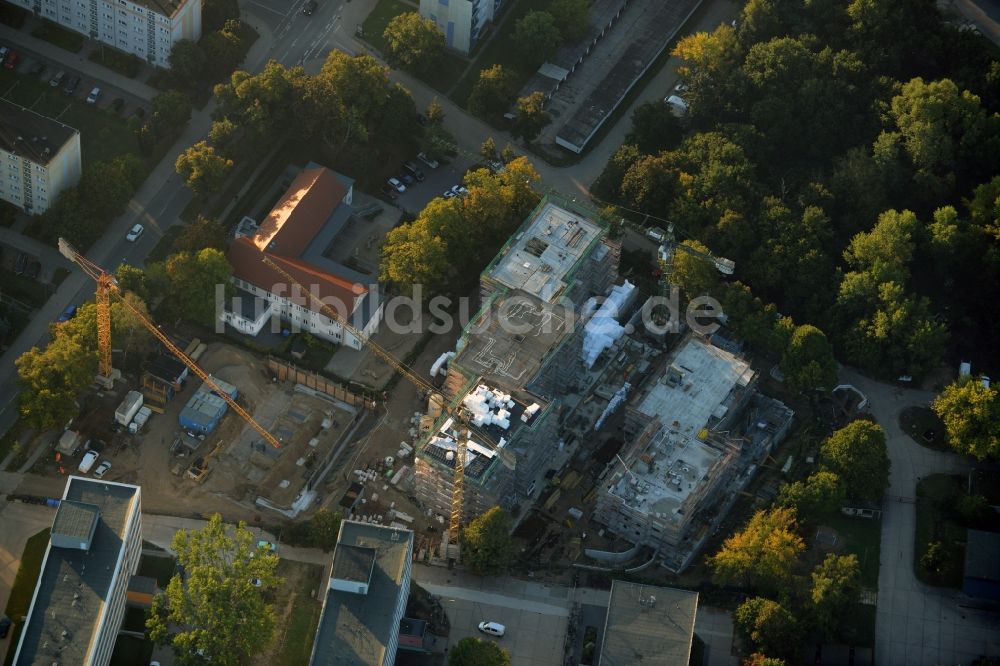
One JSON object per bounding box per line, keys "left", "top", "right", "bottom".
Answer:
{"left": 309, "top": 521, "right": 414, "bottom": 666}
{"left": 8, "top": 0, "right": 202, "bottom": 67}
{"left": 414, "top": 197, "right": 621, "bottom": 525}
{"left": 418, "top": 0, "right": 504, "bottom": 53}
{"left": 13, "top": 477, "right": 142, "bottom": 666}
{"left": 0, "top": 99, "right": 81, "bottom": 214}
{"left": 222, "top": 164, "right": 383, "bottom": 350}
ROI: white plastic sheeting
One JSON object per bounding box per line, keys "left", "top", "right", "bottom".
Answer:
{"left": 462, "top": 384, "right": 515, "bottom": 430}
{"left": 581, "top": 281, "right": 636, "bottom": 368}
{"left": 594, "top": 382, "right": 631, "bottom": 431}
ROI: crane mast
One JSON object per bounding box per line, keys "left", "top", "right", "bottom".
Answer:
{"left": 58, "top": 238, "right": 282, "bottom": 450}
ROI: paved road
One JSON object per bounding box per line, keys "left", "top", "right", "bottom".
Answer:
{"left": 242, "top": 0, "right": 348, "bottom": 67}
{"left": 838, "top": 369, "right": 1000, "bottom": 665}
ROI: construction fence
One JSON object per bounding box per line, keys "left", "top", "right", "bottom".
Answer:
{"left": 267, "top": 357, "right": 379, "bottom": 411}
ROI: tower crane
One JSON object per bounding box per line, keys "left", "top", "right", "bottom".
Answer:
{"left": 58, "top": 238, "right": 282, "bottom": 450}
{"left": 656, "top": 222, "right": 735, "bottom": 279}
{"left": 258, "top": 256, "right": 515, "bottom": 555}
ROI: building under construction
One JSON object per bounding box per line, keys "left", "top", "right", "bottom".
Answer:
{"left": 414, "top": 197, "right": 621, "bottom": 523}
{"left": 593, "top": 335, "right": 795, "bottom": 572}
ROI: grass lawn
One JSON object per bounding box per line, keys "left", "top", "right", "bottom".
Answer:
{"left": 88, "top": 45, "right": 143, "bottom": 78}
{"left": 0, "top": 69, "right": 139, "bottom": 169}
{"left": 361, "top": 0, "right": 467, "bottom": 94}
{"left": 450, "top": 0, "right": 550, "bottom": 106}
{"left": 137, "top": 554, "right": 177, "bottom": 588}
{"left": 816, "top": 513, "right": 883, "bottom": 588}
{"left": 30, "top": 20, "right": 84, "bottom": 53}
{"left": 899, "top": 406, "right": 949, "bottom": 451}
{"left": 109, "top": 635, "right": 154, "bottom": 666}
{"left": 912, "top": 474, "right": 990, "bottom": 588}
{"left": 269, "top": 560, "right": 325, "bottom": 665}
{"left": 2, "top": 528, "right": 50, "bottom": 666}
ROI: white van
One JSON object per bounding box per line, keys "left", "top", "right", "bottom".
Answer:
{"left": 478, "top": 621, "right": 506, "bottom": 637}
{"left": 646, "top": 227, "right": 667, "bottom": 243}
{"left": 78, "top": 451, "right": 99, "bottom": 474}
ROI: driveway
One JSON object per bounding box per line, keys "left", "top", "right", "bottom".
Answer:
{"left": 838, "top": 369, "right": 1000, "bottom": 665}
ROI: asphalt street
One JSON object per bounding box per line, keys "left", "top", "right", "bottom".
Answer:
{"left": 243, "top": 0, "right": 349, "bottom": 67}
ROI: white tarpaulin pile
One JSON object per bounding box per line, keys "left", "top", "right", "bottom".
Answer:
{"left": 581, "top": 281, "right": 636, "bottom": 368}
{"left": 462, "top": 385, "right": 515, "bottom": 429}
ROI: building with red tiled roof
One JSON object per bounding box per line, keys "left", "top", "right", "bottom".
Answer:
{"left": 220, "top": 165, "right": 383, "bottom": 349}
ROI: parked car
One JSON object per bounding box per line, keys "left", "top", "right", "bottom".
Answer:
{"left": 111, "top": 97, "right": 125, "bottom": 113}
{"left": 303, "top": 0, "right": 318, "bottom": 14}
{"left": 250, "top": 577, "right": 263, "bottom": 587}
{"left": 49, "top": 70, "right": 66, "bottom": 87}
{"left": 78, "top": 451, "right": 99, "bottom": 474}
{"left": 402, "top": 161, "right": 425, "bottom": 181}
{"left": 86, "top": 87, "right": 101, "bottom": 104}
{"left": 379, "top": 183, "right": 398, "bottom": 200}
{"left": 126, "top": 223, "right": 144, "bottom": 241}
{"left": 673, "top": 81, "right": 689, "bottom": 94}
{"left": 93, "top": 460, "right": 112, "bottom": 479}
{"left": 478, "top": 621, "right": 506, "bottom": 637}
{"left": 0, "top": 47, "right": 8, "bottom": 62}
{"left": 257, "top": 540, "right": 276, "bottom": 552}
{"left": 64, "top": 75, "right": 81, "bottom": 95}
{"left": 443, "top": 189, "right": 457, "bottom": 199}
{"left": 449, "top": 185, "right": 468, "bottom": 196}
{"left": 663, "top": 94, "right": 688, "bottom": 117}
{"left": 416, "top": 152, "right": 439, "bottom": 169}
{"left": 396, "top": 171, "right": 414, "bottom": 185}
{"left": 386, "top": 177, "right": 406, "bottom": 193}
{"left": 3, "top": 50, "right": 19, "bottom": 70}
{"left": 57, "top": 304, "right": 78, "bottom": 323}
{"left": 646, "top": 226, "right": 667, "bottom": 243}
{"left": 0, "top": 616, "right": 12, "bottom": 639}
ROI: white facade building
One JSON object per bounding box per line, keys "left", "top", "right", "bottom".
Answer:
{"left": 0, "top": 99, "right": 82, "bottom": 214}
{"left": 418, "top": 0, "right": 504, "bottom": 54}
{"left": 7, "top": 0, "right": 202, "bottom": 68}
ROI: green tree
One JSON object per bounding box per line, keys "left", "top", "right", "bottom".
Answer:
{"left": 116, "top": 263, "right": 149, "bottom": 301}
{"left": 208, "top": 117, "right": 240, "bottom": 156}
{"left": 151, "top": 90, "right": 193, "bottom": 137}
{"left": 548, "top": 0, "right": 591, "bottom": 42}
{"left": 780, "top": 325, "right": 837, "bottom": 393}
{"left": 172, "top": 216, "right": 228, "bottom": 255}
{"left": 480, "top": 136, "right": 498, "bottom": 162}
{"left": 157, "top": 248, "right": 234, "bottom": 326}
{"left": 512, "top": 11, "right": 562, "bottom": 70}
{"left": 744, "top": 655, "right": 786, "bottom": 666}
{"left": 202, "top": 0, "right": 239, "bottom": 32}
{"left": 448, "top": 637, "right": 511, "bottom": 666}
{"left": 820, "top": 421, "right": 890, "bottom": 500}
{"left": 468, "top": 65, "right": 516, "bottom": 121}
{"left": 201, "top": 27, "right": 245, "bottom": 81}
{"left": 380, "top": 207, "right": 453, "bottom": 292}
{"left": 932, "top": 377, "right": 1000, "bottom": 460}
{"left": 16, "top": 334, "right": 96, "bottom": 430}
{"left": 147, "top": 515, "right": 281, "bottom": 665}
{"left": 734, "top": 597, "right": 800, "bottom": 659}
{"left": 426, "top": 97, "right": 446, "bottom": 125}
{"left": 383, "top": 12, "right": 444, "bottom": 70}
{"left": 308, "top": 509, "right": 342, "bottom": 552}
{"left": 461, "top": 506, "right": 514, "bottom": 575}
{"left": 666, "top": 240, "right": 722, "bottom": 300}
{"left": 511, "top": 91, "right": 551, "bottom": 141}
{"left": 954, "top": 494, "right": 991, "bottom": 526}
{"left": 625, "top": 101, "right": 683, "bottom": 154}
{"left": 77, "top": 160, "right": 137, "bottom": 219}
{"left": 708, "top": 507, "right": 805, "bottom": 591}
{"left": 176, "top": 141, "right": 234, "bottom": 196}
{"left": 777, "top": 470, "right": 845, "bottom": 521}
{"left": 168, "top": 40, "right": 207, "bottom": 88}
{"left": 214, "top": 62, "right": 299, "bottom": 146}
{"left": 809, "top": 554, "right": 861, "bottom": 638}
{"left": 843, "top": 209, "right": 919, "bottom": 284}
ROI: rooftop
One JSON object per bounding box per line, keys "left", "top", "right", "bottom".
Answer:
{"left": 129, "top": 0, "right": 193, "bottom": 17}
{"left": 634, "top": 337, "right": 755, "bottom": 439}
{"left": 15, "top": 477, "right": 140, "bottom": 666}
{"left": 0, "top": 99, "right": 78, "bottom": 166}
{"left": 50, "top": 500, "right": 100, "bottom": 547}
{"left": 600, "top": 581, "right": 698, "bottom": 666}
{"left": 331, "top": 545, "right": 376, "bottom": 584}
{"left": 605, "top": 423, "right": 727, "bottom": 524}
{"left": 310, "top": 522, "right": 413, "bottom": 666}
{"left": 452, "top": 290, "right": 573, "bottom": 392}
{"left": 485, "top": 201, "right": 603, "bottom": 303}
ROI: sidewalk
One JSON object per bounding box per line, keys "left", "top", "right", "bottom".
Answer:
{"left": 0, "top": 21, "right": 158, "bottom": 101}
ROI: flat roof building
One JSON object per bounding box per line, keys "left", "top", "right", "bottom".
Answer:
{"left": 309, "top": 521, "right": 414, "bottom": 666}
{"left": 599, "top": 581, "right": 699, "bottom": 666}
{"left": 0, "top": 99, "right": 82, "bottom": 215}
{"left": 595, "top": 335, "right": 794, "bottom": 571}
{"left": 13, "top": 477, "right": 142, "bottom": 666}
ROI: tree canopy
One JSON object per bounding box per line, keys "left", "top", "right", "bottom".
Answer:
{"left": 809, "top": 554, "right": 861, "bottom": 638}
{"left": 513, "top": 11, "right": 562, "bottom": 70}
{"left": 468, "top": 65, "right": 516, "bottom": 122}
{"left": 383, "top": 12, "right": 444, "bottom": 71}
{"left": 449, "top": 637, "right": 511, "bottom": 666}
{"left": 780, "top": 325, "right": 837, "bottom": 393}
{"left": 777, "top": 470, "right": 845, "bottom": 522}
{"left": 151, "top": 248, "right": 233, "bottom": 327}
{"left": 461, "top": 506, "right": 515, "bottom": 576}
{"left": 176, "top": 141, "right": 234, "bottom": 196}
{"left": 16, "top": 333, "right": 96, "bottom": 431}
{"left": 147, "top": 515, "right": 281, "bottom": 664}
{"left": 708, "top": 507, "right": 805, "bottom": 591}
{"left": 734, "top": 597, "right": 800, "bottom": 660}
{"left": 820, "top": 421, "right": 890, "bottom": 500}
{"left": 932, "top": 377, "right": 1000, "bottom": 460}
